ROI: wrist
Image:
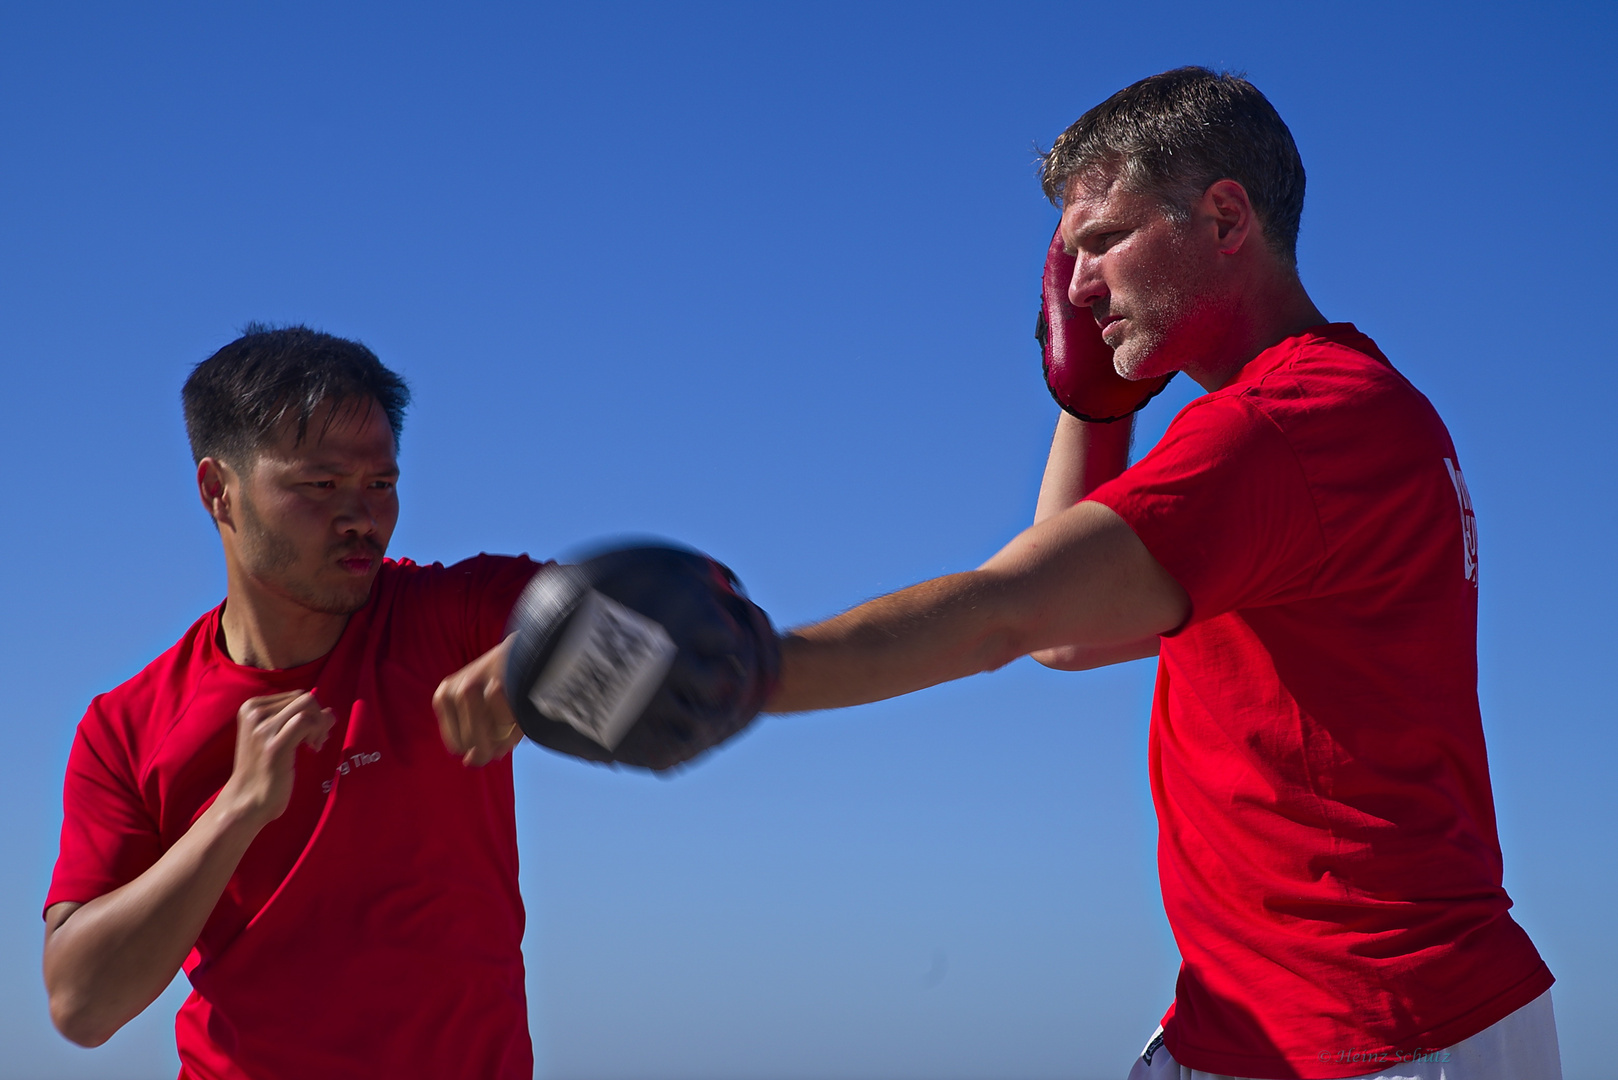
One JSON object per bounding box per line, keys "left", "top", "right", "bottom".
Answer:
{"left": 1079, "top": 412, "right": 1134, "bottom": 487}
{"left": 203, "top": 780, "right": 277, "bottom": 845}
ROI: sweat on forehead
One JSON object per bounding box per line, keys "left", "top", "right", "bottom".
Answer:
{"left": 182, "top": 323, "right": 411, "bottom": 467}
{"left": 1061, "top": 164, "right": 1140, "bottom": 209}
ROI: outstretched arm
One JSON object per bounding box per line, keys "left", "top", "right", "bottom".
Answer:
{"left": 44, "top": 692, "right": 333, "bottom": 1047}
{"left": 767, "top": 498, "right": 1187, "bottom": 714}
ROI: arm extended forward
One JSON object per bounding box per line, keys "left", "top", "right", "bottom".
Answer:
{"left": 767, "top": 497, "right": 1186, "bottom": 714}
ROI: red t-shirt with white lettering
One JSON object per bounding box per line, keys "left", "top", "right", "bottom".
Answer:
{"left": 48, "top": 554, "right": 541, "bottom": 1080}
{"left": 1087, "top": 325, "right": 1551, "bottom": 1079}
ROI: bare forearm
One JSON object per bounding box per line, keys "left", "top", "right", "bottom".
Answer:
{"left": 769, "top": 572, "right": 1029, "bottom": 713}
{"left": 45, "top": 799, "right": 264, "bottom": 1046}
{"left": 1034, "top": 413, "right": 1133, "bottom": 523}
{"left": 766, "top": 503, "right": 1187, "bottom": 714}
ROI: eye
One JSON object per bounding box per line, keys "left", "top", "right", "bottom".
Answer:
{"left": 1089, "top": 231, "right": 1125, "bottom": 253}
{"left": 369, "top": 480, "right": 396, "bottom": 492}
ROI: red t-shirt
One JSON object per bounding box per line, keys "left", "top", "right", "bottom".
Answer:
{"left": 48, "top": 554, "right": 542, "bottom": 1080}
{"left": 1087, "top": 325, "right": 1551, "bottom": 1079}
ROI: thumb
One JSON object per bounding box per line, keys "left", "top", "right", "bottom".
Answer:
{"left": 269, "top": 704, "right": 333, "bottom": 766}
{"left": 305, "top": 707, "right": 337, "bottom": 752}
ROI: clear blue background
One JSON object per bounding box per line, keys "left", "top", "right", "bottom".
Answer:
{"left": 1, "top": 3, "right": 1612, "bottom": 1078}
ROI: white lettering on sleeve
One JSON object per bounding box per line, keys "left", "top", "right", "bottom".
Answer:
{"left": 1443, "top": 457, "right": 1478, "bottom": 586}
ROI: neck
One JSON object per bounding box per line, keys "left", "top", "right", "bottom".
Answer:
{"left": 219, "top": 568, "right": 351, "bottom": 670}
{"left": 1182, "top": 272, "right": 1327, "bottom": 392}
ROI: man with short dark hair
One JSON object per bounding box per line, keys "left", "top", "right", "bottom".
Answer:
{"left": 762, "top": 68, "right": 1560, "bottom": 1078}
{"left": 44, "top": 325, "right": 539, "bottom": 1078}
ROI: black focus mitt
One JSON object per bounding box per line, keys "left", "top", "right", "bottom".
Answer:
{"left": 504, "top": 544, "right": 779, "bottom": 771}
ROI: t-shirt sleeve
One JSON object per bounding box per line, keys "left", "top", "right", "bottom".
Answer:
{"left": 449, "top": 554, "right": 548, "bottom": 662}
{"left": 46, "top": 704, "right": 164, "bottom": 914}
{"left": 1086, "top": 394, "right": 1327, "bottom": 629}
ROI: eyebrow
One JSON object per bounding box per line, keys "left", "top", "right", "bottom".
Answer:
{"left": 292, "top": 460, "right": 399, "bottom": 476}
{"left": 1071, "top": 217, "right": 1126, "bottom": 242}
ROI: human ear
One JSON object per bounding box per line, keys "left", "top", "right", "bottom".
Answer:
{"left": 1202, "top": 179, "right": 1254, "bottom": 254}
{"left": 197, "top": 458, "right": 238, "bottom": 530}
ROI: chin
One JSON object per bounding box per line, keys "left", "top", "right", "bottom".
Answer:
{"left": 330, "top": 591, "right": 374, "bottom": 616}
{"left": 291, "top": 579, "right": 376, "bottom": 616}
{"left": 331, "top": 582, "right": 378, "bottom": 615}
{"left": 1112, "top": 345, "right": 1165, "bottom": 382}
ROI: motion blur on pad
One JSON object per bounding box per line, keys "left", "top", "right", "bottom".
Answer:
{"left": 505, "top": 544, "right": 779, "bottom": 771}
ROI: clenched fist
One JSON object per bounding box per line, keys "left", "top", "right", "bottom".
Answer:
{"left": 434, "top": 635, "right": 524, "bottom": 767}
{"left": 218, "top": 691, "right": 335, "bottom": 827}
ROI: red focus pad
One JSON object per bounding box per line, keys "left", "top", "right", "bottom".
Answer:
{"left": 1037, "top": 225, "right": 1173, "bottom": 423}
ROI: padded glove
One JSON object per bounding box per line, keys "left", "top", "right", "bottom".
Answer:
{"left": 1036, "top": 225, "right": 1174, "bottom": 422}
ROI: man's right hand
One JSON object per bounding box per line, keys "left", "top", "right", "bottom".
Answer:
{"left": 435, "top": 636, "right": 524, "bottom": 768}
{"left": 217, "top": 691, "right": 335, "bottom": 826}
{"left": 44, "top": 690, "right": 333, "bottom": 1047}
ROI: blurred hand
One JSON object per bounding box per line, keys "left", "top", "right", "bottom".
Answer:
{"left": 434, "top": 635, "right": 524, "bottom": 767}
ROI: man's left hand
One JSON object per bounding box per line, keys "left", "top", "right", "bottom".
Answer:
{"left": 434, "top": 635, "right": 524, "bottom": 766}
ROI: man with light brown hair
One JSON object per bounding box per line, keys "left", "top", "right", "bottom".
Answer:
{"left": 759, "top": 68, "right": 1560, "bottom": 1079}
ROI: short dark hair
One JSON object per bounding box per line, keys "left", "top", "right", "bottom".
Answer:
{"left": 182, "top": 324, "right": 411, "bottom": 467}
{"left": 1039, "top": 67, "right": 1306, "bottom": 265}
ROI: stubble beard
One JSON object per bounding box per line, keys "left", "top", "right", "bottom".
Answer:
{"left": 1107, "top": 223, "right": 1221, "bottom": 382}
{"left": 1109, "top": 286, "right": 1218, "bottom": 382}
{"left": 237, "top": 487, "right": 376, "bottom": 616}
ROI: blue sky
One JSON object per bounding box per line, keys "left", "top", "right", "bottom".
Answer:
{"left": 1, "top": 3, "right": 1613, "bottom": 1078}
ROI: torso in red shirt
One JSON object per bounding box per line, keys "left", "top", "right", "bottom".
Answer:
{"left": 48, "top": 554, "right": 542, "bottom": 1080}
{"left": 1087, "top": 325, "right": 1551, "bottom": 1079}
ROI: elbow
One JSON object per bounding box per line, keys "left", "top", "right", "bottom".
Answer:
{"left": 43, "top": 903, "right": 136, "bottom": 1047}
{"left": 973, "top": 626, "right": 1034, "bottom": 675}
{"left": 47, "top": 982, "right": 123, "bottom": 1048}
{"left": 1031, "top": 637, "right": 1161, "bottom": 671}
{"left": 1031, "top": 645, "right": 1092, "bottom": 671}
{"left": 51, "top": 998, "right": 114, "bottom": 1048}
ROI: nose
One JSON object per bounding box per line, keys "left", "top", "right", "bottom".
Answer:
{"left": 333, "top": 488, "right": 379, "bottom": 539}
{"left": 1067, "top": 251, "right": 1107, "bottom": 312}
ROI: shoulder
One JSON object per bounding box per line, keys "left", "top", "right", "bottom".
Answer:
{"left": 379, "top": 553, "right": 546, "bottom": 597}
{"left": 91, "top": 609, "right": 218, "bottom": 722}
{"left": 375, "top": 553, "right": 550, "bottom": 661}
{"left": 1146, "top": 388, "right": 1290, "bottom": 469}
{"left": 74, "top": 609, "right": 222, "bottom": 782}
{"left": 1239, "top": 325, "right": 1444, "bottom": 427}
{"left": 1228, "top": 327, "right": 1469, "bottom": 563}
{"left": 1187, "top": 325, "right": 1456, "bottom": 480}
